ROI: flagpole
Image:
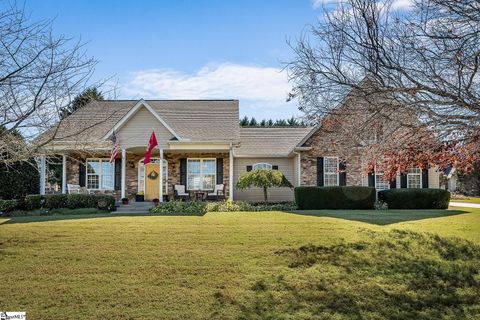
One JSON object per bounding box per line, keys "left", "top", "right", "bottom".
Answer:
{"left": 153, "top": 127, "right": 164, "bottom": 203}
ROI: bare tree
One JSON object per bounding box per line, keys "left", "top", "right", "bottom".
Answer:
{"left": 287, "top": 0, "right": 479, "bottom": 176}
{"left": 0, "top": 2, "right": 119, "bottom": 164}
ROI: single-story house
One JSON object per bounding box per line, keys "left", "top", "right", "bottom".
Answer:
{"left": 39, "top": 98, "right": 441, "bottom": 202}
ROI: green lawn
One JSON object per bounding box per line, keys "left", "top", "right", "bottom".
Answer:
{"left": 0, "top": 208, "right": 479, "bottom": 319}
{"left": 451, "top": 196, "right": 480, "bottom": 204}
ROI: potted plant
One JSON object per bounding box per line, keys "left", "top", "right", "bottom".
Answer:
{"left": 121, "top": 197, "right": 129, "bottom": 205}
{"left": 135, "top": 191, "right": 144, "bottom": 202}
{"left": 152, "top": 198, "right": 159, "bottom": 206}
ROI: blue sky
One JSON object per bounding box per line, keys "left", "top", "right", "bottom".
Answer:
{"left": 24, "top": 0, "right": 322, "bottom": 120}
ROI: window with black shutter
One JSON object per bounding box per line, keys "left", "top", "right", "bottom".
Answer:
{"left": 216, "top": 158, "right": 223, "bottom": 184}
{"left": 316, "top": 157, "right": 324, "bottom": 186}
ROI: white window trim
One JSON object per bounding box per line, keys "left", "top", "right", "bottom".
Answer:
{"left": 138, "top": 158, "right": 168, "bottom": 195}
{"left": 187, "top": 158, "right": 216, "bottom": 190}
{"left": 86, "top": 158, "right": 115, "bottom": 190}
{"left": 323, "top": 156, "right": 339, "bottom": 186}
{"left": 374, "top": 167, "right": 390, "bottom": 191}
{"left": 252, "top": 162, "right": 273, "bottom": 170}
{"left": 407, "top": 168, "right": 422, "bottom": 189}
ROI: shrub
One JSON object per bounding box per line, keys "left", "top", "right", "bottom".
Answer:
{"left": 295, "top": 186, "right": 376, "bottom": 210}
{"left": 0, "top": 161, "right": 39, "bottom": 200}
{"left": 207, "top": 200, "right": 297, "bottom": 212}
{"left": 150, "top": 201, "right": 207, "bottom": 215}
{"left": 44, "top": 194, "right": 68, "bottom": 209}
{"left": 0, "top": 199, "right": 17, "bottom": 213}
{"left": 25, "top": 194, "right": 43, "bottom": 210}
{"left": 64, "top": 194, "right": 116, "bottom": 210}
{"left": 378, "top": 188, "right": 451, "bottom": 209}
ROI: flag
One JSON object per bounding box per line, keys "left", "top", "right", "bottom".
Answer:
{"left": 109, "top": 130, "right": 118, "bottom": 163}
{"left": 144, "top": 131, "right": 158, "bottom": 164}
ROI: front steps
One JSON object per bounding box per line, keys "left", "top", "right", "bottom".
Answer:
{"left": 116, "top": 201, "right": 153, "bottom": 213}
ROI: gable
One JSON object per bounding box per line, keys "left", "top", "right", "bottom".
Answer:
{"left": 116, "top": 106, "right": 175, "bottom": 149}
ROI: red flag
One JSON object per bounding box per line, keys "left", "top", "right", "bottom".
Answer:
{"left": 144, "top": 131, "right": 158, "bottom": 164}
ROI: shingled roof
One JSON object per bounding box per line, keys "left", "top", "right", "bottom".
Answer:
{"left": 42, "top": 100, "right": 240, "bottom": 147}
{"left": 236, "top": 126, "right": 313, "bottom": 157}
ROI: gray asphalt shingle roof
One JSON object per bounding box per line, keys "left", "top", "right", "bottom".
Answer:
{"left": 236, "top": 127, "right": 313, "bottom": 157}
{"left": 42, "top": 100, "right": 240, "bottom": 145}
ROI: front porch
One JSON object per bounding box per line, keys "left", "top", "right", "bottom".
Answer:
{"left": 38, "top": 149, "right": 234, "bottom": 202}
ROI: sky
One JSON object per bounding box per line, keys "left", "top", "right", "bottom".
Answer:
{"left": 23, "top": 0, "right": 324, "bottom": 120}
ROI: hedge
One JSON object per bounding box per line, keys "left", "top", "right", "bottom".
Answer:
{"left": 378, "top": 189, "right": 451, "bottom": 209}
{"left": 150, "top": 201, "right": 207, "bottom": 215}
{"left": 25, "top": 194, "right": 116, "bottom": 211}
{"left": 295, "top": 186, "right": 376, "bottom": 210}
{"left": 25, "top": 195, "right": 43, "bottom": 210}
{"left": 207, "top": 200, "right": 297, "bottom": 212}
{"left": 0, "top": 199, "right": 17, "bottom": 213}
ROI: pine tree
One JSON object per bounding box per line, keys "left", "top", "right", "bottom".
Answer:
{"left": 239, "top": 116, "right": 250, "bottom": 126}
{"left": 249, "top": 117, "right": 258, "bottom": 126}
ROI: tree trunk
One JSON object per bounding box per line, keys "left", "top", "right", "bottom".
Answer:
{"left": 263, "top": 187, "right": 268, "bottom": 203}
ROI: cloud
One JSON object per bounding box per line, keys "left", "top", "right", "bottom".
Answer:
{"left": 121, "top": 62, "right": 301, "bottom": 119}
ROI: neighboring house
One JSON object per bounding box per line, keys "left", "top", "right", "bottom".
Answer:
{"left": 39, "top": 98, "right": 441, "bottom": 202}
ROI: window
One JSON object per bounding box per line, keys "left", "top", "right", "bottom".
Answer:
{"left": 252, "top": 163, "right": 272, "bottom": 170}
{"left": 407, "top": 168, "right": 422, "bottom": 188}
{"left": 86, "top": 159, "right": 114, "bottom": 190}
{"left": 324, "top": 156, "right": 339, "bottom": 186}
{"left": 375, "top": 169, "right": 390, "bottom": 191}
{"left": 187, "top": 159, "right": 216, "bottom": 190}
{"left": 138, "top": 159, "right": 168, "bottom": 194}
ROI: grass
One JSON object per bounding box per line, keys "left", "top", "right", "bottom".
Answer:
{"left": 451, "top": 196, "right": 480, "bottom": 204}
{"left": 0, "top": 208, "right": 479, "bottom": 319}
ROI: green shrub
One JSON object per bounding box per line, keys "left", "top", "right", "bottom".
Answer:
{"left": 0, "top": 199, "right": 17, "bottom": 213}
{"left": 150, "top": 201, "right": 207, "bottom": 215}
{"left": 295, "top": 186, "right": 376, "bottom": 210}
{"left": 207, "top": 200, "right": 297, "bottom": 212}
{"left": 44, "top": 194, "right": 68, "bottom": 209}
{"left": 378, "top": 188, "right": 450, "bottom": 209}
{"left": 94, "top": 195, "right": 116, "bottom": 211}
{"left": 63, "top": 194, "right": 116, "bottom": 210}
{"left": 25, "top": 195, "right": 43, "bottom": 210}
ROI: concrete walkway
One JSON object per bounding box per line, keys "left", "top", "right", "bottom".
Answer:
{"left": 449, "top": 202, "right": 480, "bottom": 208}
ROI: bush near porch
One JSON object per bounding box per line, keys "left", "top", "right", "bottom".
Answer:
{"left": 295, "top": 186, "right": 376, "bottom": 210}
{"left": 24, "top": 194, "right": 116, "bottom": 211}
{"left": 378, "top": 189, "right": 451, "bottom": 209}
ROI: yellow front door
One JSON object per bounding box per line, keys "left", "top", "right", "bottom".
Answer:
{"left": 145, "top": 163, "right": 160, "bottom": 201}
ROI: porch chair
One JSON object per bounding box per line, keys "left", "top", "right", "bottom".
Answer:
{"left": 67, "top": 184, "right": 90, "bottom": 194}
{"left": 173, "top": 185, "right": 190, "bottom": 201}
{"left": 207, "top": 184, "right": 225, "bottom": 201}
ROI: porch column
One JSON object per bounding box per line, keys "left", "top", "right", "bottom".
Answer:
{"left": 121, "top": 148, "right": 126, "bottom": 199}
{"left": 159, "top": 148, "right": 163, "bottom": 203}
{"left": 229, "top": 148, "right": 234, "bottom": 200}
{"left": 39, "top": 155, "right": 46, "bottom": 195}
{"left": 62, "top": 154, "right": 67, "bottom": 194}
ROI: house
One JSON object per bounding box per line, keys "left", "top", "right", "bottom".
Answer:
{"left": 38, "top": 98, "right": 441, "bottom": 202}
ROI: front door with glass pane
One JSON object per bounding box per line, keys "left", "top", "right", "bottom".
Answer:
{"left": 145, "top": 163, "right": 160, "bottom": 201}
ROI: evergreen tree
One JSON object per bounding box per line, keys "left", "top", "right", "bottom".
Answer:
{"left": 260, "top": 119, "right": 266, "bottom": 126}
{"left": 275, "top": 119, "right": 288, "bottom": 126}
{"left": 60, "top": 87, "right": 104, "bottom": 119}
{"left": 287, "top": 116, "right": 298, "bottom": 126}
{"left": 239, "top": 116, "right": 250, "bottom": 126}
{"left": 267, "top": 119, "right": 274, "bottom": 126}
{"left": 249, "top": 117, "right": 258, "bottom": 126}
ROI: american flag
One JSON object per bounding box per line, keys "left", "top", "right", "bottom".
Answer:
{"left": 109, "top": 130, "right": 118, "bottom": 163}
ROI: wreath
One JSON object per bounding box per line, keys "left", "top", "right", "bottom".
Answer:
{"left": 147, "top": 170, "right": 159, "bottom": 180}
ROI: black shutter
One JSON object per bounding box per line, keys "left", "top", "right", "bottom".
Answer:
{"left": 389, "top": 177, "right": 397, "bottom": 189}
{"left": 272, "top": 165, "right": 279, "bottom": 170}
{"left": 339, "top": 161, "right": 346, "bottom": 186}
{"left": 114, "top": 159, "right": 122, "bottom": 190}
{"left": 316, "top": 157, "right": 324, "bottom": 186}
{"left": 216, "top": 158, "right": 223, "bottom": 184}
{"left": 400, "top": 173, "right": 407, "bottom": 188}
{"left": 368, "top": 171, "right": 375, "bottom": 187}
{"left": 79, "top": 160, "right": 86, "bottom": 187}
{"left": 246, "top": 165, "right": 252, "bottom": 172}
{"left": 422, "top": 168, "right": 429, "bottom": 188}
{"left": 180, "top": 158, "right": 187, "bottom": 187}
